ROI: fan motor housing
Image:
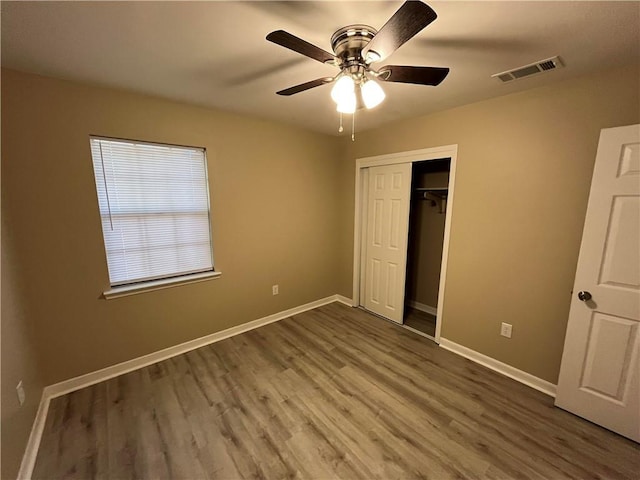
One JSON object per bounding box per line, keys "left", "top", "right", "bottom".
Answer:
{"left": 331, "top": 25, "right": 377, "bottom": 67}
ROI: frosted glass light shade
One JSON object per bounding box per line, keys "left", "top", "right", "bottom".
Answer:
{"left": 362, "top": 79, "right": 385, "bottom": 109}
{"left": 336, "top": 92, "right": 356, "bottom": 113}
{"left": 331, "top": 75, "right": 355, "bottom": 104}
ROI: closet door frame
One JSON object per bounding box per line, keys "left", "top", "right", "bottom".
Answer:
{"left": 352, "top": 144, "right": 458, "bottom": 343}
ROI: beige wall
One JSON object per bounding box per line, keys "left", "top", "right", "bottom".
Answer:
{"left": 338, "top": 64, "right": 640, "bottom": 383}
{"left": 1, "top": 69, "right": 343, "bottom": 391}
{"left": 1, "top": 212, "right": 45, "bottom": 479}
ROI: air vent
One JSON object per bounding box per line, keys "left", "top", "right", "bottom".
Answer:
{"left": 492, "top": 56, "right": 564, "bottom": 83}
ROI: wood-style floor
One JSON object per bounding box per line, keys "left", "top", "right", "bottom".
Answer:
{"left": 33, "top": 303, "right": 639, "bottom": 479}
{"left": 404, "top": 307, "right": 436, "bottom": 337}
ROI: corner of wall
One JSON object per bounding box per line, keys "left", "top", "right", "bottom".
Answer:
{"left": 1, "top": 215, "right": 47, "bottom": 479}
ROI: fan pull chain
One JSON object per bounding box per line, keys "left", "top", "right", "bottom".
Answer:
{"left": 338, "top": 112, "right": 344, "bottom": 133}
{"left": 351, "top": 110, "right": 356, "bottom": 142}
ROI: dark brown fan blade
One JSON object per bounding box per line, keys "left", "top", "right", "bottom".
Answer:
{"left": 362, "top": 1, "right": 437, "bottom": 63}
{"left": 267, "top": 30, "right": 338, "bottom": 65}
{"left": 276, "top": 77, "right": 334, "bottom": 96}
{"left": 378, "top": 66, "right": 449, "bottom": 85}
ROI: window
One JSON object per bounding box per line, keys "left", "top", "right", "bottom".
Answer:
{"left": 90, "top": 137, "right": 215, "bottom": 292}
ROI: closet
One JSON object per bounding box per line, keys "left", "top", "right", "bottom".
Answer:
{"left": 404, "top": 159, "right": 450, "bottom": 338}
{"left": 354, "top": 144, "right": 457, "bottom": 344}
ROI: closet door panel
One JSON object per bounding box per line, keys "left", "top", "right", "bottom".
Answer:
{"left": 363, "top": 163, "right": 412, "bottom": 323}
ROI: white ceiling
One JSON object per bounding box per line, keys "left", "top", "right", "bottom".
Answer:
{"left": 2, "top": 1, "right": 638, "bottom": 135}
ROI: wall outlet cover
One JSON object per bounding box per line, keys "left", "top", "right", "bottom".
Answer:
{"left": 500, "top": 322, "right": 513, "bottom": 338}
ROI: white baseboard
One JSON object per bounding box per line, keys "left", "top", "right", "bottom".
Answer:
{"left": 16, "top": 391, "right": 50, "bottom": 480}
{"left": 45, "top": 294, "right": 349, "bottom": 399}
{"left": 439, "top": 338, "right": 557, "bottom": 398}
{"left": 19, "top": 294, "right": 352, "bottom": 479}
{"left": 335, "top": 294, "right": 354, "bottom": 306}
{"left": 406, "top": 300, "right": 437, "bottom": 316}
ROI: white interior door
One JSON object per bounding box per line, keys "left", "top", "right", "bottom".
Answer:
{"left": 363, "top": 163, "right": 412, "bottom": 323}
{"left": 556, "top": 124, "right": 640, "bottom": 442}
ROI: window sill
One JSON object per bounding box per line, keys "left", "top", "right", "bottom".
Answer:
{"left": 103, "top": 271, "right": 222, "bottom": 299}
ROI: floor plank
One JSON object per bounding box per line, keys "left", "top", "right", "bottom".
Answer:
{"left": 32, "top": 303, "right": 640, "bottom": 479}
{"left": 404, "top": 306, "right": 436, "bottom": 336}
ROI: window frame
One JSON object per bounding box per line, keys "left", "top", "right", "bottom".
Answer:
{"left": 89, "top": 135, "right": 221, "bottom": 299}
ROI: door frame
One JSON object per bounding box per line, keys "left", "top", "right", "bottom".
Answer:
{"left": 352, "top": 144, "right": 459, "bottom": 343}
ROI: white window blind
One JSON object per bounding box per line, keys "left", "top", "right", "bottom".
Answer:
{"left": 90, "top": 137, "right": 214, "bottom": 286}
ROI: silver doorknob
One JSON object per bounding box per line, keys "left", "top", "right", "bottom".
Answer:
{"left": 578, "top": 291, "right": 592, "bottom": 302}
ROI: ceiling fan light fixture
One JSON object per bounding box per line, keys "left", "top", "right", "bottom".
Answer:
{"left": 267, "top": 1, "right": 449, "bottom": 133}
{"left": 362, "top": 79, "right": 385, "bottom": 109}
{"left": 336, "top": 92, "right": 356, "bottom": 114}
{"left": 330, "top": 75, "right": 355, "bottom": 104}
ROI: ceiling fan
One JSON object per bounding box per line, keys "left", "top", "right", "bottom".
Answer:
{"left": 266, "top": 0, "right": 449, "bottom": 119}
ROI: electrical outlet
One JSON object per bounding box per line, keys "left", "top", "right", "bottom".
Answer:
{"left": 16, "top": 381, "right": 25, "bottom": 406}
{"left": 272, "top": 284, "right": 279, "bottom": 295}
{"left": 500, "top": 322, "right": 513, "bottom": 338}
